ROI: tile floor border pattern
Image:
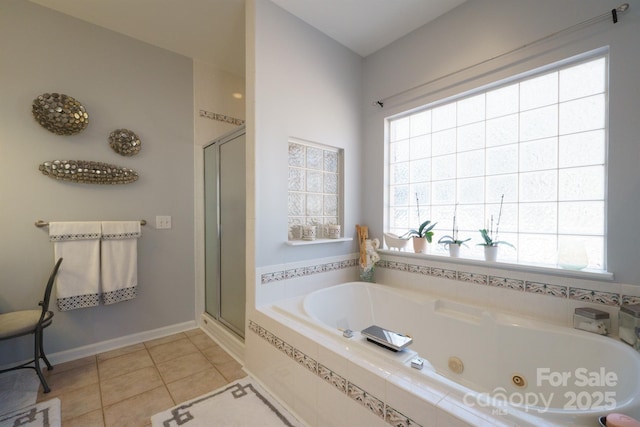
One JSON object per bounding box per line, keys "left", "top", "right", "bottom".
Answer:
{"left": 258, "top": 254, "right": 639, "bottom": 308}
{"left": 248, "top": 320, "right": 423, "bottom": 427}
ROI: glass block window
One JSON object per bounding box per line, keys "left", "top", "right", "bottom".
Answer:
{"left": 288, "top": 139, "right": 342, "bottom": 240}
{"left": 387, "top": 52, "right": 607, "bottom": 270}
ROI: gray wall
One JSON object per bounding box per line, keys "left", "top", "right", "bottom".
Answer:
{"left": 0, "top": 1, "right": 195, "bottom": 365}
{"left": 252, "top": 0, "right": 363, "bottom": 268}
{"left": 362, "top": 0, "right": 640, "bottom": 284}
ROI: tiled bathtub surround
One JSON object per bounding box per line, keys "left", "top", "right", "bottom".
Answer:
{"left": 258, "top": 253, "right": 640, "bottom": 315}
{"left": 251, "top": 253, "right": 640, "bottom": 427}
{"left": 256, "top": 255, "right": 359, "bottom": 305}
{"left": 249, "top": 320, "right": 422, "bottom": 427}
{"left": 247, "top": 308, "right": 539, "bottom": 427}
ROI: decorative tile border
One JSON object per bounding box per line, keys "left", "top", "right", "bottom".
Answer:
{"left": 348, "top": 382, "right": 385, "bottom": 419}
{"left": 377, "top": 258, "right": 636, "bottom": 308}
{"left": 249, "top": 320, "right": 424, "bottom": 427}
{"left": 525, "top": 281, "right": 567, "bottom": 298}
{"left": 569, "top": 287, "right": 620, "bottom": 306}
{"left": 198, "top": 109, "right": 245, "bottom": 126}
{"left": 261, "top": 270, "right": 286, "bottom": 284}
{"left": 259, "top": 256, "right": 637, "bottom": 309}
{"left": 318, "top": 363, "right": 347, "bottom": 393}
{"left": 622, "top": 295, "right": 640, "bottom": 305}
{"left": 489, "top": 276, "right": 525, "bottom": 291}
{"left": 457, "top": 271, "right": 488, "bottom": 285}
{"left": 386, "top": 405, "right": 421, "bottom": 427}
{"left": 260, "top": 258, "right": 358, "bottom": 284}
{"left": 430, "top": 267, "right": 456, "bottom": 280}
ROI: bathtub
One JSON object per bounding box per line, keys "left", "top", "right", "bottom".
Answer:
{"left": 265, "top": 281, "right": 640, "bottom": 426}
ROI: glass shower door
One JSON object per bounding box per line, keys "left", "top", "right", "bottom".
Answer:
{"left": 204, "top": 127, "right": 246, "bottom": 338}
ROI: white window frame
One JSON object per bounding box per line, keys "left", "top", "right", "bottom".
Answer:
{"left": 385, "top": 48, "right": 608, "bottom": 272}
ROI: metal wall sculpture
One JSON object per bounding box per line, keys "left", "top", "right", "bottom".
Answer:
{"left": 39, "top": 160, "right": 138, "bottom": 184}
{"left": 32, "top": 93, "right": 89, "bottom": 135}
{"left": 109, "top": 129, "right": 141, "bottom": 156}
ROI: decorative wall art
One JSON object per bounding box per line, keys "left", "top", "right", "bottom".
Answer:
{"left": 32, "top": 93, "right": 89, "bottom": 135}
{"left": 109, "top": 128, "right": 141, "bottom": 156}
{"left": 39, "top": 160, "right": 138, "bottom": 184}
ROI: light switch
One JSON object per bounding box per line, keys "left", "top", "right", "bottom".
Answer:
{"left": 156, "top": 216, "right": 172, "bottom": 229}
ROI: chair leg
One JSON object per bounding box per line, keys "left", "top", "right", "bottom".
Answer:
{"left": 34, "top": 330, "right": 51, "bottom": 393}
{"left": 38, "top": 328, "right": 53, "bottom": 371}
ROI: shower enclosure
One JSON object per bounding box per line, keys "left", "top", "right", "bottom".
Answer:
{"left": 203, "top": 125, "right": 246, "bottom": 338}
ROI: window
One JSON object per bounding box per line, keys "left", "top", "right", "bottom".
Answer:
{"left": 288, "top": 138, "right": 342, "bottom": 241}
{"left": 387, "top": 52, "right": 607, "bottom": 270}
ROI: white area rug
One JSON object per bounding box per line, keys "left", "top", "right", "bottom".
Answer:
{"left": 151, "top": 377, "right": 302, "bottom": 427}
{"left": 0, "top": 370, "right": 40, "bottom": 415}
{"left": 0, "top": 398, "right": 61, "bottom": 427}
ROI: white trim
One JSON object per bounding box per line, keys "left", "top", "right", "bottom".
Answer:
{"left": 285, "top": 237, "right": 353, "bottom": 246}
{"left": 288, "top": 136, "right": 340, "bottom": 152}
{"left": 0, "top": 321, "right": 198, "bottom": 370}
{"left": 200, "top": 313, "right": 245, "bottom": 363}
{"left": 194, "top": 144, "right": 205, "bottom": 319}
{"left": 386, "top": 50, "right": 609, "bottom": 271}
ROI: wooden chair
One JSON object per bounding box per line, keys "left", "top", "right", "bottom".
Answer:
{"left": 0, "top": 258, "right": 63, "bottom": 393}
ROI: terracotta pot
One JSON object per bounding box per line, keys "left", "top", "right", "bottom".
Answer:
{"left": 413, "top": 237, "right": 427, "bottom": 253}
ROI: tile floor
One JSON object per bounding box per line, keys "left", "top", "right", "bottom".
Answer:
{"left": 35, "top": 328, "right": 245, "bottom": 426}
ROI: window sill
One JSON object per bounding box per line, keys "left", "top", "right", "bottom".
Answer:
{"left": 286, "top": 237, "right": 353, "bottom": 246}
{"left": 378, "top": 249, "right": 614, "bottom": 281}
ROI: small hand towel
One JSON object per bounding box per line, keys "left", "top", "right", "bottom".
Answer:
{"left": 100, "top": 221, "right": 141, "bottom": 305}
{"left": 49, "top": 221, "right": 101, "bottom": 311}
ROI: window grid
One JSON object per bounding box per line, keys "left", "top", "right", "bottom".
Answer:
{"left": 388, "top": 53, "right": 607, "bottom": 269}
{"left": 288, "top": 139, "right": 342, "bottom": 240}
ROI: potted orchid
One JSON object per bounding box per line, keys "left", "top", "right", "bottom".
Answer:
{"left": 477, "top": 195, "right": 514, "bottom": 261}
{"left": 437, "top": 204, "right": 470, "bottom": 257}
{"left": 405, "top": 193, "right": 436, "bottom": 253}
{"left": 407, "top": 220, "right": 436, "bottom": 253}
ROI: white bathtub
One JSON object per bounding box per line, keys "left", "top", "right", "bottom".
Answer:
{"left": 268, "top": 281, "right": 640, "bottom": 426}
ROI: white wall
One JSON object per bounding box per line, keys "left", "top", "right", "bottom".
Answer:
{"left": 193, "top": 61, "right": 245, "bottom": 147}
{"left": 250, "top": 0, "right": 364, "bottom": 272}
{"left": 193, "top": 62, "right": 246, "bottom": 320}
{"left": 244, "top": 4, "right": 640, "bottom": 424}
{"left": 0, "top": 1, "right": 195, "bottom": 365}
{"left": 362, "top": 0, "right": 640, "bottom": 285}
{"left": 246, "top": 3, "right": 364, "bottom": 415}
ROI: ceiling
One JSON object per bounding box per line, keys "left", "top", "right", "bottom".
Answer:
{"left": 28, "top": 0, "right": 465, "bottom": 77}
{"left": 271, "top": 0, "right": 466, "bottom": 57}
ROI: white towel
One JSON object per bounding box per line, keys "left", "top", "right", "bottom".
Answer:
{"left": 100, "top": 221, "right": 141, "bottom": 305}
{"left": 49, "top": 221, "right": 101, "bottom": 311}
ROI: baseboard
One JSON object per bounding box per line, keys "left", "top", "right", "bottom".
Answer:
{"left": 200, "top": 313, "right": 245, "bottom": 363}
{"left": 45, "top": 320, "right": 198, "bottom": 366}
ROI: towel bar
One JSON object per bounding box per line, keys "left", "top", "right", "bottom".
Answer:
{"left": 35, "top": 219, "right": 146, "bottom": 228}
